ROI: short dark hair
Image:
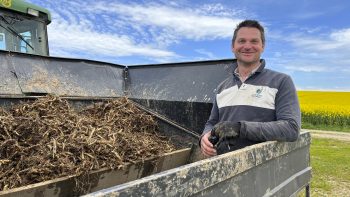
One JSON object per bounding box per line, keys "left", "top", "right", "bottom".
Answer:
{"left": 232, "top": 20, "right": 265, "bottom": 46}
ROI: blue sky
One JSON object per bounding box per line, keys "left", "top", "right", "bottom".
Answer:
{"left": 28, "top": 0, "right": 350, "bottom": 91}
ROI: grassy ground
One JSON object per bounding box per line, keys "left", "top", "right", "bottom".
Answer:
{"left": 309, "top": 138, "right": 350, "bottom": 196}
{"left": 302, "top": 122, "right": 350, "bottom": 133}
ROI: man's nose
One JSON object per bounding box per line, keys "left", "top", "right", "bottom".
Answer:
{"left": 242, "top": 44, "right": 253, "bottom": 51}
{"left": 242, "top": 43, "right": 253, "bottom": 49}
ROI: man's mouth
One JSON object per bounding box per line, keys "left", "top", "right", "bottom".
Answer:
{"left": 242, "top": 52, "right": 254, "bottom": 56}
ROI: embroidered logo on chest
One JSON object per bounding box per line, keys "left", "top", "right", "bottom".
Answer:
{"left": 252, "top": 87, "right": 263, "bottom": 98}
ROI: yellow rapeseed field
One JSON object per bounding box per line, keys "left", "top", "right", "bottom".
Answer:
{"left": 297, "top": 91, "right": 350, "bottom": 127}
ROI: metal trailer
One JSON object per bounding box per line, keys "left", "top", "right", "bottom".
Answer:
{"left": 0, "top": 51, "right": 311, "bottom": 197}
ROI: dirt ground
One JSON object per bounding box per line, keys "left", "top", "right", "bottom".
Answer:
{"left": 304, "top": 129, "right": 350, "bottom": 141}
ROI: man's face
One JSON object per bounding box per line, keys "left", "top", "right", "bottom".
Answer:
{"left": 232, "top": 27, "right": 264, "bottom": 66}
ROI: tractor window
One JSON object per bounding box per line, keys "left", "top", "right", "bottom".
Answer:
{"left": 0, "top": 33, "right": 5, "bottom": 50}
{"left": 0, "top": 13, "right": 48, "bottom": 56}
{"left": 20, "top": 31, "right": 33, "bottom": 53}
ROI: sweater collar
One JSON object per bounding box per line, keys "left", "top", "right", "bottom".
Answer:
{"left": 232, "top": 59, "right": 266, "bottom": 73}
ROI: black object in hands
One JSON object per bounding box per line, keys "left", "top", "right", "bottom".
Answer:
{"left": 212, "top": 121, "right": 240, "bottom": 139}
{"left": 212, "top": 121, "right": 241, "bottom": 154}
{"left": 208, "top": 129, "right": 219, "bottom": 145}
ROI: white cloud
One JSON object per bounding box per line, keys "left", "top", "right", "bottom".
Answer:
{"left": 285, "top": 65, "right": 327, "bottom": 72}
{"left": 35, "top": 0, "right": 244, "bottom": 63}
{"left": 44, "top": 2, "right": 179, "bottom": 61}
{"left": 273, "top": 52, "right": 282, "bottom": 58}
{"left": 330, "top": 28, "right": 350, "bottom": 42}
{"left": 48, "top": 14, "right": 176, "bottom": 59}
{"left": 88, "top": 2, "right": 242, "bottom": 41}
{"left": 286, "top": 28, "right": 350, "bottom": 52}
{"left": 195, "top": 49, "right": 217, "bottom": 59}
{"left": 196, "top": 3, "right": 246, "bottom": 18}
{"left": 287, "top": 36, "right": 344, "bottom": 51}
{"left": 291, "top": 11, "right": 324, "bottom": 20}
{"left": 270, "top": 27, "right": 350, "bottom": 77}
{"left": 341, "top": 67, "right": 350, "bottom": 73}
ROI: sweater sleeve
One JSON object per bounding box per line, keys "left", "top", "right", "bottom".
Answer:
{"left": 240, "top": 75, "right": 301, "bottom": 142}
{"left": 202, "top": 96, "right": 219, "bottom": 135}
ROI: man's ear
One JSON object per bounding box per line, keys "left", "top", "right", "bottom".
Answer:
{"left": 231, "top": 43, "right": 235, "bottom": 53}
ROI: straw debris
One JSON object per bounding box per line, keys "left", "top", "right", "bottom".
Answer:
{"left": 0, "top": 95, "right": 175, "bottom": 191}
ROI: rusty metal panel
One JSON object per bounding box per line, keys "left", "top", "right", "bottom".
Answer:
{"left": 128, "top": 60, "right": 234, "bottom": 102}
{"left": 12, "top": 57, "right": 124, "bottom": 97}
{"left": 0, "top": 53, "right": 22, "bottom": 95}
{"left": 127, "top": 60, "right": 234, "bottom": 134}
{"left": 3, "top": 51, "right": 125, "bottom": 97}
{"left": 193, "top": 146, "right": 311, "bottom": 197}
{"left": 85, "top": 132, "right": 311, "bottom": 197}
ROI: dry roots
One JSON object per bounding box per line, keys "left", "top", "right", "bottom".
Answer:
{"left": 0, "top": 95, "right": 175, "bottom": 191}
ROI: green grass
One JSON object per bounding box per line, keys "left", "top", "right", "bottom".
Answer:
{"left": 302, "top": 122, "right": 350, "bottom": 133}
{"left": 309, "top": 138, "right": 350, "bottom": 196}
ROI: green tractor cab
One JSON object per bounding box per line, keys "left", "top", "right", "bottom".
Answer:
{"left": 0, "top": 0, "right": 51, "bottom": 56}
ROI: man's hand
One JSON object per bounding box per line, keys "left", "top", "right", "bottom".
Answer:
{"left": 200, "top": 132, "right": 217, "bottom": 157}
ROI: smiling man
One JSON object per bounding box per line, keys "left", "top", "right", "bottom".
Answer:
{"left": 200, "top": 20, "right": 301, "bottom": 156}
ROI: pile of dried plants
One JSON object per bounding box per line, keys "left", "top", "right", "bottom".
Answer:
{"left": 0, "top": 95, "right": 175, "bottom": 191}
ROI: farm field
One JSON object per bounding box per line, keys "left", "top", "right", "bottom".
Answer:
{"left": 297, "top": 91, "right": 350, "bottom": 196}
{"left": 309, "top": 137, "right": 350, "bottom": 196}
{"left": 298, "top": 91, "right": 350, "bottom": 132}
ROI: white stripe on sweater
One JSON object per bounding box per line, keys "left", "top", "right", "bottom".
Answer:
{"left": 216, "top": 84, "right": 278, "bottom": 110}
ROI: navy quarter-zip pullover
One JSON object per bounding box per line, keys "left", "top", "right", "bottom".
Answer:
{"left": 203, "top": 59, "right": 301, "bottom": 147}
